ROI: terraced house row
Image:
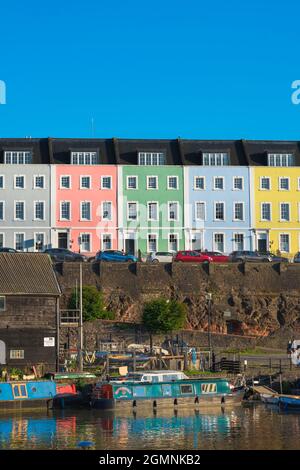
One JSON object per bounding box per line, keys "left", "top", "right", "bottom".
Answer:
{"left": 1, "top": 138, "right": 300, "bottom": 257}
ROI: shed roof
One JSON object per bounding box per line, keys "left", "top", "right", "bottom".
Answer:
{"left": 0, "top": 253, "right": 61, "bottom": 296}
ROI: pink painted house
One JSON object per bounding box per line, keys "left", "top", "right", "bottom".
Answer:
{"left": 52, "top": 165, "right": 118, "bottom": 254}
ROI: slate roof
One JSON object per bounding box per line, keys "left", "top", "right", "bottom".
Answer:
{"left": 0, "top": 253, "right": 61, "bottom": 296}
{"left": 1, "top": 137, "right": 300, "bottom": 166}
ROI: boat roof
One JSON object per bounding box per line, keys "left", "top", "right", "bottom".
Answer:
{"left": 128, "top": 370, "right": 184, "bottom": 375}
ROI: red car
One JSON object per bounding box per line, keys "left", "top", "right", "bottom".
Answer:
{"left": 174, "top": 251, "right": 213, "bottom": 263}
{"left": 195, "top": 251, "right": 230, "bottom": 263}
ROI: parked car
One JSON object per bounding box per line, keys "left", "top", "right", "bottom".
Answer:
{"left": 294, "top": 252, "right": 300, "bottom": 263}
{"left": 43, "top": 248, "right": 88, "bottom": 262}
{"left": 229, "top": 250, "right": 280, "bottom": 263}
{"left": 260, "top": 252, "right": 289, "bottom": 263}
{"left": 174, "top": 251, "right": 213, "bottom": 263}
{"left": 147, "top": 251, "right": 175, "bottom": 263}
{"left": 0, "top": 247, "right": 18, "bottom": 253}
{"left": 194, "top": 250, "right": 230, "bottom": 263}
{"left": 95, "top": 250, "right": 138, "bottom": 263}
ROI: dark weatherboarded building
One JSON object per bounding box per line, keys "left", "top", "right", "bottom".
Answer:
{"left": 0, "top": 253, "right": 61, "bottom": 372}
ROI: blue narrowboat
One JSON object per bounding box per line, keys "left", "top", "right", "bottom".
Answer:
{"left": 0, "top": 381, "right": 57, "bottom": 411}
{"left": 91, "top": 372, "right": 244, "bottom": 410}
{"left": 279, "top": 395, "right": 300, "bottom": 409}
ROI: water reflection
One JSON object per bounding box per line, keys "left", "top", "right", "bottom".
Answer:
{"left": 0, "top": 405, "right": 299, "bottom": 450}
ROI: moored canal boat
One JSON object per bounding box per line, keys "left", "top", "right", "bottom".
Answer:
{"left": 91, "top": 374, "right": 244, "bottom": 410}
{"left": 0, "top": 380, "right": 57, "bottom": 411}
{"left": 279, "top": 395, "right": 300, "bottom": 409}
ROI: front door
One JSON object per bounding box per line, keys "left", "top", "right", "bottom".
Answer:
{"left": 125, "top": 239, "right": 135, "bottom": 255}
{"left": 58, "top": 232, "right": 68, "bottom": 249}
{"left": 257, "top": 233, "right": 267, "bottom": 252}
{"left": 0, "top": 340, "right": 6, "bottom": 364}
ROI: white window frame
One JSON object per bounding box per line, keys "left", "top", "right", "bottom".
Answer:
{"left": 233, "top": 232, "right": 245, "bottom": 251}
{"left": 147, "top": 175, "right": 158, "bottom": 190}
{"left": 213, "top": 232, "right": 225, "bottom": 252}
{"left": 279, "top": 202, "right": 290, "bottom": 222}
{"left": 214, "top": 201, "right": 225, "bottom": 221}
{"left": 10, "top": 349, "right": 24, "bottom": 359}
{"left": 127, "top": 201, "right": 138, "bottom": 221}
{"left": 34, "top": 232, "right": 45, "bottom": 252}
{"left": 14, "top": 201, "right": 25, "bottom": 221}
{"left": 167, "top": 176, "right": 178, "bottom": 190}
{"left": 79, "top": 233, "right": 92, "bottom": 252}
{"left": 168, "top": 233, "right": 178, "bottom": 252}
{"left": 101, "top": 175, "right": 112, "bottom": 190}
{"left": 279, "top": 233, "right": 290, "bottom": 253}
{"left": 279, "top": 177, "right": 290, "bottom": 191}
{"left": 261, "top": 202, "right": 272, "bottom": 222}
{"left": 147, "top": 233, "right": 158, "bottom": 253}
{"left": 4, "top": 151, "right": 32, "bottom": 164}
{"left": 213, "top": 176, "right": 225, "bottom": 191}
{"left": 14, "top": 232, "right": 25, "bottom": 251}
{"left": 102, "top": 233, "right": 112, "bottom": 250}
{"left": 202, "top": 152, "right": 230, "bottom": 166}
{"left": 0, "top": 201, "right": 5, "bottom": 221}
{"left": 194, "top": 176, "right": 205, "bottom": 190}
{"left": 138, "top": 152, "right": 165, "bottom": 166}
{"left": 80, "top": 175, "right": 91, "bottom": 190}
{"left": 60, "top": 201, "right": 71, "bottom": 221}
{"left": 147, "top": 201, "right": 159, "bottom": 221}
{"left": 80, "top": 201, "right": 92, "bottom": 221}
{"left": 126, "top": 175, "right": 138, "bottom": 190}
{"left": 71, "top": 151, "right": 99, "bottom": 165}
{"left": 260, "top": 177, "right": 271, "bottom": 191}
{"left": 14, "top": 175, "right": 25, "bottom": 190}
{"left": 268, "top": 153, "right": 294, "bottom": 167}
{"left": 232, "top": 176, "right": 244, "bottom": 191}
{"left": 34, "top": 200, "right": 45, "bottom": 221}
{"left": 233, "top": 202, "right": 245, "bottom": 222}
{"left": 0, "top": 175, "right": 5, "bottom": 189}
{"left": 195, "top": 201, "right": 206, "bottom": 221}
{"left": 102, "top": 201, "right": 112, "bottom": 221}
{"left": 60, "top": 175, "right": 71, "bottom": 189}
{"left": 168, "top": 201, "right": 179, "bottom": 222}
{"left": 34, "top": 175, "right": 45, "bottom": 189}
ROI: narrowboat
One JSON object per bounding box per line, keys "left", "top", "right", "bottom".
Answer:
{"left": 91, "top": 371, "right": 244, "bottom": 410}
{"left": 0, "top": 380, "right": 57, "bottom": 411}
{"left": 260, "top": 393, "right": 279, "bottom": 405}
{"left": 279, "top": 395, "right": 300, "bottom": 409}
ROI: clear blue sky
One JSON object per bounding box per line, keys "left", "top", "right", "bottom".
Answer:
{"left": 1, "top": 0, "right": 300, "bottom": 140}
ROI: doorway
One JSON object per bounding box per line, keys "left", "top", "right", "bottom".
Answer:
{"left": 257, "top": 233, "right": 268, "bottom": 252}
{"left": 125, "top": 239, "right": 135, "bottom": 255}
{"left": 58, "top": 232, "right": 68, "bottom": 249}
{"left": 0, "top": 340, "right": 6, "bottom": 364}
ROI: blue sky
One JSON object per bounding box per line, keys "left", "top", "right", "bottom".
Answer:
{"left": 1, "top": 0, "right": 300, "bottom": 139}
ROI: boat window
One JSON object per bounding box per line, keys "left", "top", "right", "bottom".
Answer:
{"left": 162, "top": 384, "right": 172, "bottom": 396}
{"left": 163, "top": 374, "right": 180, "bottom": 381}
{"left": 151, "top": 376, "right": 159, "bottom": 383}
{"left": 142, "top": 376, "right": 150, "bottom": 382}
{"left": 12, "top": 383, "right": 28, "bottom": 399}
{"left": 201, "top": 383, "right": 217, "bottom": 393}
{"left": 180, "top": 384, "right": 193, "bottom": 394}
{"left": 133, "top": 386, "right": 147, "bottom": 397}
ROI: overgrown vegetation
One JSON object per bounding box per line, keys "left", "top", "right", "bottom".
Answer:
{"left": 142, "top": 299, "right": 187, "bottom": 335}
{"left": 68, "top": 285, "right": 115, "bottom": 322}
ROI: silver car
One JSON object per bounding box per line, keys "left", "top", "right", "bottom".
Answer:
{"left": 147, "top": 251, "right": 175, "bottom": 263}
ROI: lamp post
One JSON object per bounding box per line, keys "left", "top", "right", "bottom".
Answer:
{"left": 205, "top": 293, "right": 213, "bottom": 369}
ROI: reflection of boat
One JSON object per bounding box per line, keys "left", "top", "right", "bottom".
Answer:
{"left": 279, "top": 395, "right": 300, "bottom": 409}
{"left": 91, "top": 374, "right": 244, "bottom": 410}
{"left": 260, "top": 394, "right": 279, "bottom": 405}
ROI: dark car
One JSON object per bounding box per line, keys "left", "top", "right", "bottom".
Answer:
{"left": 229, "top": 250, "right": 272, "bottom": 263}
{"left": 294, "top": 252, "right": 300, "bottom": 263}
{"left": 43, "top": 248, "right": 88, "bottom": 262}
{"left": 0, "top": 247, "right": 18, "bottom": 253}
{"left": 260, "top": 252, "right": 289, "bottom": 263}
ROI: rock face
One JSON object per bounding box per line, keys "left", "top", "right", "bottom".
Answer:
{"left": 54, "top": 261, "right": 300, "bottom": 341}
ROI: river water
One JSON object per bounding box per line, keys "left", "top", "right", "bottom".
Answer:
{"left": 0, "top": 404, "right": 299, "bottom": 450}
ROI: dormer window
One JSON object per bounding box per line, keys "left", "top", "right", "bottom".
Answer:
{"left": 71, "top": 151, "right": 99, "bottom": 165}
{"left": 4, "top": 151, "right": 32, "bottom": 164}
{"left": 268, "top": 153, "right": 294, "bottom": 167}
{"left": 202, "top": 152, "right": 229, "bottom": 166}
{"left": 138, "top": 152, "right": 165, "bottom": 165}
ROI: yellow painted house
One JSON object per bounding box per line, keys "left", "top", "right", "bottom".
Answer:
{"left": 251, "top": 153, "right": 300, "bottom": 258}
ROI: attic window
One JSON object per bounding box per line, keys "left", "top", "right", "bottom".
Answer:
{"left": 268, "top": 153, "right": 294, "bottom": 167}
{"left": 202, "top": 152, "right": 230, "bottom": 166}
{"left": 138, "top": 152, "right": 165, "bottom": 165}
{"left": 71, "top": 152, "right": 99, "bottom": 165}
{"left": 4, "top": 151, "right": 32, "bottom": 164}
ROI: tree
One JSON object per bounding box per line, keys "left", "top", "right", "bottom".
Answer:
{"left": 68, "top": 285, "right": 114, "bottom": 322}
{"left": 142, "top": 298, "right": 187, "bottom": 352}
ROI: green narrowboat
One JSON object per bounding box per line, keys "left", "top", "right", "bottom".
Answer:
{"left": 91, "top": 372, "right": 244, "bottom": 410}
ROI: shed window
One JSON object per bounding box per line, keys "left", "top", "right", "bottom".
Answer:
{"left": 0, "top": 296, "right": 5, "bottom": 311}
{"left": 10, "top": 350, "right": 24, "bottom": 359}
